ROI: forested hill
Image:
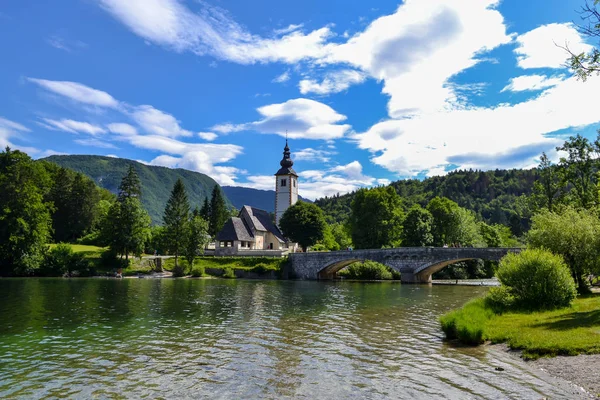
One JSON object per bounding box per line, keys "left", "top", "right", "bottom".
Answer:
{"left": 222, "top": 186, "right": 312, "bottom": 213}
{"left": 44, "top": 155, "right": 228, "bottom": 225}
{"left": 315, "top": 168, "right": 539, "bottom": 235}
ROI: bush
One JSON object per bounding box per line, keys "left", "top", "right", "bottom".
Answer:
{"left": 252, "top": 263, "right": 271, "bottom": 274}
{"left": 440, "top": 298, "right": 495, "bottom": 345}
{"left": 190, "top": 265, "right": 205, "bottom": 277}
{"left": 496, "top": 249, "right": 577, "bottom": 310}
{"left": 484, "top": 286, "right": 515, "bottom": 312}
{"left": 339, "top": 260, "right": 395, "bottom": 280}
{"left": 100, "top": 250, "right": 129, "bottom": 269}
{"left": 222, "top": 267, "right": 236, "bottom": 279}
{"left": 42, "top": 244, "right": 91, "bottom": 276}
{"left": 172, "top": 261, "right": 186, "bottom": 277}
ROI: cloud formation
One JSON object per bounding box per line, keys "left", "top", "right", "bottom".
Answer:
{"left": 501, "top": 74, "right": 565, "bottom": 92}
{"left": 212, "top": 98, "right": 351, "bottom": 140}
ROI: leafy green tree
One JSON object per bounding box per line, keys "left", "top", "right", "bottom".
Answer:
{"left": 401, "top": 205, "right": 433, "bottom": 247}
{"left": 209, "top": 186, "right": 228, "bottom": 237}
{"left": 349, "top": 186, "right": 404, "bottom": 249}
{"left": 0, "top": 148, "right": 52, "bottom": 275}
{"left": 527, "top": 207, "right": 600, "bottom": 293}
{"left": 427, "top": 197, "right": 460, "bottom": 246}
{"left": 479, "top": 222, "right": 502, "bottom": 247}
{"left": 565, "top": 0, "right": 600, "bottom": 81}
{"left": 315, "top": 224, "right": 339, "bottom": 251}
{"left": 556, "top": 134, "right": 599, "bottom": 209}
{"left": 163, "top": 179, "right": 190, "bottom": 269}
{"left": 280, "top": 201, "right": 327, "bottom": 252}
{"left": 185, "top": 208, "right": 209, "bottom": 272}
{"left": 48, "top": 167, "right": 73, "bottom": 242}
{"left": 531, "top": 152, "right": 564, "bottom": 212}
{"left": 331, "top": 222, "right": 352, "bottom": 249}
{"left": 69, "top": 173, "right": 101, "bottom": 239}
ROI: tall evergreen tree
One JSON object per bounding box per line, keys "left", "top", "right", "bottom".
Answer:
{"left": 163, "top": 179, "right": 190, "bottom": 269}
{"left": 118, "top": 164, "right": 142, "bottom": 201}
{"left": 102, "top": 166, "right": 150, "bottom": 261}
{"left": 200, "top": 197, "right": 210, "bottom": 221}
{"left": 48, "top": 167, "right": 74, "bottom": 242}
{"left": 209, "top": 186, "right": 228, "bottom": 237}
{"left": 69, "top": 173, "right": 101, "bottom": 240}
{"left": 0, "top": 147, "right": 52, "bottom": 275}
{"left": 531, "top": 152, "right": 564, "bottom": 212}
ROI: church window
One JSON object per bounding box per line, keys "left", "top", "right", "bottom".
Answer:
{"left": 293, "top": 179, "right": 296, "bottom": 187}
{"left": 281, "top": 179, "right": 287, "bottom": 187}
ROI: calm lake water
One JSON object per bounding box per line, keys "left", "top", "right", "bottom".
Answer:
{"left": 0, "top": 279, "right": 576, "bottom": 399}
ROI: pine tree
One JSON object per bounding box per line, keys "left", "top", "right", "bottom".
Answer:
{"left": 209, "top": 186, "right": 228, "bottom": 237}
{"left": 118, "top": 164, "right": 142, "bottom": 201}
{"left": 102, "top": 166, "right": 150, "bottom": 261}
{"left": 200, "top": 197, "right": 210, "bottom": 221}
{"left": 163, "top": 179, "right": 190, "bottom": 270}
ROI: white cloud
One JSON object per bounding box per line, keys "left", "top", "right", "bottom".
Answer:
{"left": 198, "top": 131, "right": 218, "bottom": 141}
{"left": 272, "top": 71, "right": 290, "bottom": 83}
{"left": 0, "top": 117, "right": 64, "bottom": 157}
{"left": 28, "top": 78, "right": 119, "bottom": 108}
{"left": 294, "top": 148, "right": 336, "bottom": 163}
{"left": 299, "top": 70, "right": 366, "bottom": 95}
{"left": 130, "top": 105, "right": 193, "bottom": 137}
{"left": 515, "top": 23, "right": 592, "bottom": 69}
{"left": 274, "top": 24, "right": 304, "bottom": 36}
{"left": 41, "top": 118, "right": 106, "bottom": 135}
{"left": 107, "top": 122, "right": 138, "bottom": 136}
{"left": 74, "top": 138, "right": 117, "bottom": 149}
{"left": 99, "top": 0, "right": 332, "bottom": 64}
{"left": 353, "top": 75, "right": 600, "bottom": 176}
{"left": 212, "top": 98, "right": 350, "bottom": 140}
{"left": 46, "top": 36, "right": 87, "bottom": 52}
{"left": 501, "top": 74, "right": 565, "bottom": 92}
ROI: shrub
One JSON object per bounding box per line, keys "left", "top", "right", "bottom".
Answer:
{"left": 440, "top": 299, "right": 495, "bottom": 345}
{"left": 190, "top": 265, "right": 205, "bottom": 277}
{"left": 484, "top": 286, "right": 515, "bottom": 312}
{"left": 340, "top": 260, "right": 394, "bottom": 280}
{"left": 100, "top": 250, "right": 129, "bottom": 269}
{"left": 76, "top": 231, "right": 102, "bottom": 246}
{"left": 43, "top": 244, "right": 91, "bottom": 276}
{"left": 252, "top": 263, "right": 271, "bottom": 274}
{"left": 496, "top": 249, "right": 577, "bottom": 310}
{"left": 172, "top": 261, "right": 186, "bottom": 277}
{"left": 222, "top": 267, "right": 236, "bottom": 279}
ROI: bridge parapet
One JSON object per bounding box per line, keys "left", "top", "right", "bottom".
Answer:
{"left": 287, "top": 247, "right": 522, "bottom": 282}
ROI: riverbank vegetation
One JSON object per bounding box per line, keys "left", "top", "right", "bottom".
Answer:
{"left": 338, "top": 260, "right": 401, "bottom": 280}
{"left": 440, "top": 249, "right": 599, "bottom": 359}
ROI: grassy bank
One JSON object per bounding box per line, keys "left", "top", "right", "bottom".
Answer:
{"left": 441, "top": 294, "right": 600, "bottom": 359}
{"left": 163, "top": 256, "right": 286, "bottom": 277}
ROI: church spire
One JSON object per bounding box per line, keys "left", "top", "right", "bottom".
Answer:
{"left": 275, "top": 137, "right": 297, "bottom": 176}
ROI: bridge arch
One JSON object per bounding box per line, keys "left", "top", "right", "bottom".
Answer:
{"left": 317, "top": 259, "right": 363, "bottom": 279}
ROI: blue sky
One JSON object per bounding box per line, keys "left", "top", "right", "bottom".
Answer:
{"left": 1, "top": 0, "right": 598, "bottom": 199}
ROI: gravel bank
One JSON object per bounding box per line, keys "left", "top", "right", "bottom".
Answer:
{"left": 490, "top": 344, "right": 599, "bottom": 398}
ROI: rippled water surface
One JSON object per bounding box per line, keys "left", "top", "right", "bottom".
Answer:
{"left": 0, "top": 279, "right": 575, "bottom": 399}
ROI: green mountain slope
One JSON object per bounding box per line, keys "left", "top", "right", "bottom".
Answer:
{"left": 222, "top": 186, "right": 312, "bottom": 213}
{"left": 315, "top": 168, "right": 539, "bottom": 236}
{"left": 43, "top": 155, "right": 228, "bottom": 225}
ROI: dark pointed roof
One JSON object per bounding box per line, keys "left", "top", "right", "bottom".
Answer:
{"left": 216, "top": 217, "right": 254, "bottom": 242}
{"left": 275, "top": 139, "right": 298, "bottom": 176}
{"left": 242, "top": 206, "right": 286, "bottom": 243}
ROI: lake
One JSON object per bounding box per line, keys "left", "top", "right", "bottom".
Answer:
{"left": 0, "top": 279, "right": 576, "bottom": 399}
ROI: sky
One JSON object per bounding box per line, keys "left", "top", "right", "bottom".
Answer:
{"left": 1, "top": 0, "right": 599, "bottom": 200}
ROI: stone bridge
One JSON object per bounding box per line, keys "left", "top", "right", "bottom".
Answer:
{"left": 287, "top": 247, "right": 522, "bottom": 283}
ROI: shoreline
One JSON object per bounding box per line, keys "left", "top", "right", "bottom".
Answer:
{"left": 488, "top": 344, "right": 599, "bottom": 398}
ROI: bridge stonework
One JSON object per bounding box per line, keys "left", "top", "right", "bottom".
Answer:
{"left": 286, "top": 247, "right": 521, "bottom": 283}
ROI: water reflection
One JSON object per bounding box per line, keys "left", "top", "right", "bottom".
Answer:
{"left": 0, "top": 279, "right": 578, "bottom": 399}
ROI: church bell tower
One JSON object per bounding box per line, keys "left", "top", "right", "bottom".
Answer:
{"left": 275, "top": 139, "right": 298, "bottom": 226}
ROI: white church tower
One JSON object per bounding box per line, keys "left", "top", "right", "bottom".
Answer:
{"left": 275, "top": 139, "right": 298, "bottom": 226}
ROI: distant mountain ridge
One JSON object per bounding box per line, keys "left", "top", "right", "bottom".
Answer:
{"left": 222, "top": 186, "right": 312, "bottom": 213}
{"left": 43, "top": 155, "right": 225, "bottom": 225}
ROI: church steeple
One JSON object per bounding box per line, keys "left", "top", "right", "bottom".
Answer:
{"left": 275, "top": 139, "right": 297, "bottom": 176}
{"left": 275, "top": 138, "right": 299, "bottom": 227}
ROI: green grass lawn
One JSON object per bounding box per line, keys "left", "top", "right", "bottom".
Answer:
{"left": 441, "top": 294, "right": 600, "bottom": 359}
{"left": 485, "top": 295, "right": 600, "bottom": 359}
{"left": 163, "top": 256, "right": 285, "bottom": 272}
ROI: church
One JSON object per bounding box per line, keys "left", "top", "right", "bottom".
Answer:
{"left": 214, "top": 140, "right": 298, "bottom": 256}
